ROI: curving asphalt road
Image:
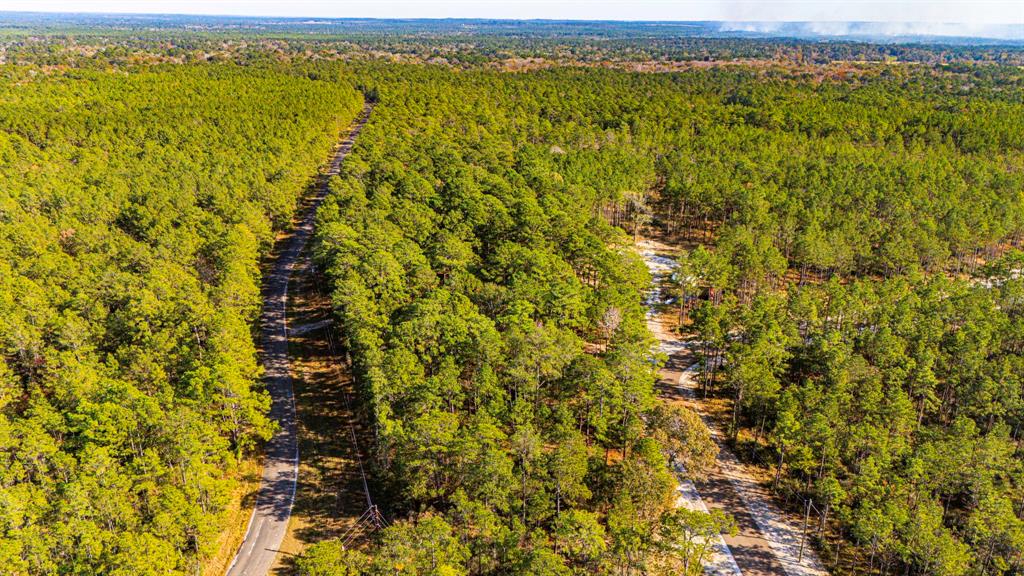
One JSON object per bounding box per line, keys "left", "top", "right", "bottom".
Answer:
{"left": 226, "top": 102, "right": 373, "bottom": 576}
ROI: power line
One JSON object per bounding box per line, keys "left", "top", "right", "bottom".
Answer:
{"left": 300, "top": 190, "right": 388, "bottom": 546}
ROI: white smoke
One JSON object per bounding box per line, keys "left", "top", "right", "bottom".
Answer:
{"left": 717, "top": 21, "right": 1024, "bottom": 41}
{"left": 718, "top": 21, "right": 783, "bottom": 33}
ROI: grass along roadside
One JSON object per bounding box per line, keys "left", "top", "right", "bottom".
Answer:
{"left": 269, "top": 252, "right": 375, "bottom": 574}
{"left": 201, "top": 456, "right": 263, "bottom": 576}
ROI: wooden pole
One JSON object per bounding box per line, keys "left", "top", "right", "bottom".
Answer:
{"left": 799, "top": 498, "right": 812, "bottom": 563}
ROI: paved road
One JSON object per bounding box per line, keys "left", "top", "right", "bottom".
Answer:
{"left": 641, "top": 238, "right": 829, "bottom": 576}
{"left": 226, "top": 102, "right": 373, "bottom": 576}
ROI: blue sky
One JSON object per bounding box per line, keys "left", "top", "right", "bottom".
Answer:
{"left": 1, "top": 0, "right": 1021, "bottom": 25}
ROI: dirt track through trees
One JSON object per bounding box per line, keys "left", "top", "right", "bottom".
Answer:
{"left": 641, "top": 237, "right": 828, "bottom": 576}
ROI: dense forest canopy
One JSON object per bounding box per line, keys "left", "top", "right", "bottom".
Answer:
{"left": 0, "top": 63, "right": 362, "bottom": 573}
{"left": 293, "top": 60, "right": 1024, "bottom": 576}
{"left": 307, "top": 63, "right": 696, "bottom": 574}
{"left": 1, "top": 16, "right": 1024, "bottom": 576}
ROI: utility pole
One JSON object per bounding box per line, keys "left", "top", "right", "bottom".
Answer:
{"left": 799, "top": 498, "right": 812, "bottom": 563}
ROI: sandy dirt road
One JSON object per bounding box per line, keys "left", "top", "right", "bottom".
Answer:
{"left": 641, "top": 238, "right": 828, "bottom": 576}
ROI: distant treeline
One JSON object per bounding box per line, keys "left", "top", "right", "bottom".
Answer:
{"left": 1, "top": 15, "right": 1022, "bottom": 66}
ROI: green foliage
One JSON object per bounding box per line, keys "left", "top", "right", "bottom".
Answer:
{"left": 312, "top": 64, "right": 714, "bottom": 574}
{"left": 312, "top": 61, "right": 1024, "bottom": 575}
{"left": 296, "top": 541, "right": 369, "bottom": 576}
{"left": 0, "top": 63, "right": 362, "bottom": 573}
{"left": 654, "top": 507, "right": 738, "bottom": 575}
{"left": 646, "top": 63, "right": 1024, "bottom": 575}
{"left": 648, "top": 403, "right": 717, "bottom": 481}
{"left": 7, "top": 37, "right": 1024, "bottom": 575}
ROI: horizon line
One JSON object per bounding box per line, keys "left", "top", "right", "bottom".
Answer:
{"left": 1, "top": 10, "right": 1023, "bottom": 26}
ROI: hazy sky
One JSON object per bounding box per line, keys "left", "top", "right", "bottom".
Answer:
{"left": 1, "top": 0, "right": 1022, "bottom": 24}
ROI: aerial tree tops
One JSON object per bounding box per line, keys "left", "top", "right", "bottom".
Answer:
{"left": 312, "top": 64, "right": 719, "bottom": 574}
{"left": 0, "top": 63, "right": 362, "bottom": 574}
{"left": 4, "top": 48, "right": 1022, "bottom": 575}
{"left": 312, "top": 62, "right": 1024, "bottom": 575}
{"left": 649, "top": 65, "right": 1024, "bottom": 574}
